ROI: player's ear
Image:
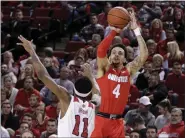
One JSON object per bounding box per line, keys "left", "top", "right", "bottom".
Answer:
{"left": 108, "top": 56, "right": 112, "bottom": 63}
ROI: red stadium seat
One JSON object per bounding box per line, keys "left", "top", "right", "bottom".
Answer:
{"left": 23, "top": 16, "right": 31, "bottom": 21}
{"left": 64, "top": 41, "right": 85, "bottom": 52}
{"left": 2, "top": 6, "right": 11, "bottom": 15}
{"left": 2, "top": 14, "right": 11, "bottom": 23}
{"left": 52, "top": 8, "right": 69, "bottom": 21}
{"left": 15, "top": 7, "right": 31, "bottom": 16}
{"left": 32, "top": 8, "right": 50, "bottom": 17}
{"left": 53, "top": 51, "right": 68, "bottom": 59}
{"left": 32, "top": 16, "right": 51, "bottom": 29}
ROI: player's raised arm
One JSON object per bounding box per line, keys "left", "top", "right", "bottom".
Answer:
{"left": 126, "top": 12, "right": 148, "bottom": 77}
{"left": 97, "top": 27, "right": 120, "bottom": 77}
{"left": 17, "top": 35, "right": 70, "bottom": 105}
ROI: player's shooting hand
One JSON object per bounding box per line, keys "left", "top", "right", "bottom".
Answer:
{"left": 129, "top": 11, "right": 138, "bottom": 30}
{"left": 109, "top": 26, "right": 121, "bottom": 33}
{"left": 17, "top": 35, "right": 35, "bottom": 54}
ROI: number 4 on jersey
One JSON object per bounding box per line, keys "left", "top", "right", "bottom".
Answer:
{"left": 112, "top": 84, "right": 120, "bottom": 98}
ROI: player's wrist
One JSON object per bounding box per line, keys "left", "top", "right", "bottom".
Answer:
{"left": 133, "top": 27, "right": 141, "bottom": 36}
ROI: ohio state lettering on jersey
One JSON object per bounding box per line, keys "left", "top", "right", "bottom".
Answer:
{"left": 108, "top": 73, "right": 128, "bottom": 83}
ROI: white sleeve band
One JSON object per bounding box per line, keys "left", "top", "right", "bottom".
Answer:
{"left": 133, "top": 27, "right": 141, "bottom": 36}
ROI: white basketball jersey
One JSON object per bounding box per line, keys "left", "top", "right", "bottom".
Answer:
{"left": 58, "top": 96, "right": 95, "bottom": 137}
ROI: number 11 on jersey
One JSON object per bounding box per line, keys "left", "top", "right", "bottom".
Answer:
{"left": 112, "top": 84, "right": 121, "bottom": 98}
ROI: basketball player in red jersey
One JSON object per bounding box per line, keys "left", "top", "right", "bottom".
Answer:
{"left": 91, "top": 12, "right": 148, "bottom": 137}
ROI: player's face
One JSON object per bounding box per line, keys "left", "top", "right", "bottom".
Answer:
{"left": 109, "top": 47, "right": 125, "bottom": 66}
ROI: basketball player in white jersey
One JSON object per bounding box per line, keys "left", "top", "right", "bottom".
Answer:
{"left": 17, "top": 36, "right": 100, "bottom": 137}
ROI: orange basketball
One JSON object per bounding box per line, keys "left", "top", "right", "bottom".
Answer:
{"left": 107, "top": 7, "right": 130, "bottom": 29}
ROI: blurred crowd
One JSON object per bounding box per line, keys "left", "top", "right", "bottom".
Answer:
{"left": 1, "top": 1, "right": 185, "bottom": 138}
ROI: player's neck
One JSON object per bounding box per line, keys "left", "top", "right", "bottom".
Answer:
{"left": 111, "top": 63, "right": 124, "bottom": 70}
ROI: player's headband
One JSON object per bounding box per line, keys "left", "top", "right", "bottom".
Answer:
{"left": 74, "top": 87, "right": 92, "bottom": 97}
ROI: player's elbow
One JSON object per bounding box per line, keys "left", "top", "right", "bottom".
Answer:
{"left": 97, "top": 48, "right": 107, "bottom": 58}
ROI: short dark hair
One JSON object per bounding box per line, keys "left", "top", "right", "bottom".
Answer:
{"left": 130, "top": 130, "right": 141, "bottom": 137}
{"left": 133, "top": 115, "right": 145, "bottom": 126}
{"left": 47, "top": 118, "right": 57, "bottom": 125}
{"left": 16, "top": 9, "right": 22, "bottom": 13}
{"left": 108, "top": 43, "right": 127, "bottom": 58}
{"left": 89, "top": 13, "right": 97, "bottom": 17}
{"left": 74, "top": 76, "right": 92, "bottom": 95}
{"left": 23, "top": 113, "right": 33, "bottom": 119}
{"left": 173, "top": 62, "right": 181, "bottom": 67}
{"left": 146, "top": 126, "right": 157, "bottom": 133}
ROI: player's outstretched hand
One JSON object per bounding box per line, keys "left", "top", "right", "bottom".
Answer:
{"left": 128, "top": 11, "right": 138, "bottom": 30}
{"left": 79, "top": 63, "right": 93, "bottom": 79}
{"left": 17, "top": 35, "right": 35, "bottom": 54}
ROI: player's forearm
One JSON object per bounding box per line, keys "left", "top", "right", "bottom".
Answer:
{"left": 136, "top": 35, "right": 148, "bottom": 61}
{"left": 97, "top": 30, "right": 117, "bottom": 58}
{"left": 29, "top": 50, "right": 50, "bottom": 81}
{"left": 86, "top": 74, "right": 100, "bottom": 95}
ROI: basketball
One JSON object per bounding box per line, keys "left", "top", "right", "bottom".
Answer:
{"left": 107, "top": 7, "right": 130, "bottom": 29}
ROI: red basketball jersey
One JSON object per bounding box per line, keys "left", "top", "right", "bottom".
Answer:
{"left": 97, "top": 67, "right": 131, "bottom": 114}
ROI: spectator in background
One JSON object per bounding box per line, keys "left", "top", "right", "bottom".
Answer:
{"left": 23, "top": 94, "right": 40, "bottom": 116}
{"left": 1, "top": 64, "right": 17, "bottom": 87}
{"left": 80, "top": 13, "right": 104, "bottom": 43}
{"left": 174, "top": 8, "right": 184, "bottom": 30}
{"left": 167, "top": 41, "right": 184, "bottom": 68}
{"left": 130, "top": 130, "right": 141, "bottom": 138}
{"left": 20, "top": 130, "right": 35, "bottom": 138}
{"left": 143, "top": 73, "right": 168, "bottom": 113}
{"left": 146, "top": 39, "right": 157, "bottom": 62}
{"left": 2, "top": 51, "right": 19, "bottom": 75}
{"left": 40, "top": 119, "right": 57, "bottom": 138}
{"left": 132, "top": 115, "right": 147, "bottom": 138}
{"left": 97, "top": 2, "right": 112, "bottom": 28}
{"left": 150, "top": 19, "right": 166, "bottom": 43}
{"left": 68, "top": 48, "right": 88, "bottom": 67}
{"left": 126, "top": 46, "right": 134, "bottom": 62}
{"left": 45, "top": 93, "right": 58, "bottom": 119}
{"left": 18, "top": 64, "right": 35, "bottom": 81}
{"left": 33, "top": 102, "right": 49, "bottom": 133}
{"left": 43, "top": 57, "right": 58, "bottom": 78}
{"left": 14, "top": 76, "right": 41, "bottom": 115}
{"left": 13, "top": 122, "right": 30, "bottom": 138}
{"left": 125, "top": 96, "right": 155, "bottom": 127}
{"left": 146, "top": 126, "right": 157, "bottom": 138}
{"left": 135, "top": 62, "right": 153, "bottom": 91}
{"left": 141, "top": 26, "right": 151, "bottom": 41}
{"left": 1, "top": 88, "right": 9, "bottom": 103}
{"left": 152, "top": 54, "right": 166, "bottom": 81}
{"left": 21, "top": 113, "right": 40, "bottom": 138}
{"left": 44, "top": 47, "right": 59, "bottom": 70}
{"left": 40, "top": 66, "right": 74, "bottom": 105}
{"left": 3, "top": 75, "right": 18, "bottom": 106}
{"left": 155, "top": 99, "right": 171, "bottom": 130}
{"left": 1, "top": 102, "right": 20, "bottom": 131}
{"left": 139, "top": 2, "right": 162, "bottom": 25}
{"left": 158, "top": 108, "right": 185, "bottom": 138}
{"left": 90, "top": 34, "right": 101, "bottom": 47}
{"left": 165, "top": 62, "right": 185, "bottom": 107}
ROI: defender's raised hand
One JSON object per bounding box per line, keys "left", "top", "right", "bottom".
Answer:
{"left": 17, "top": 35, "right": 34, "bottom": 54}
{"left": 79, "top": 63, "right": 93, "bottom": 78}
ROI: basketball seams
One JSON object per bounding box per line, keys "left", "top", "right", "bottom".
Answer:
{"left": 108, "top": 14, "right": 130, "bottom": 22}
